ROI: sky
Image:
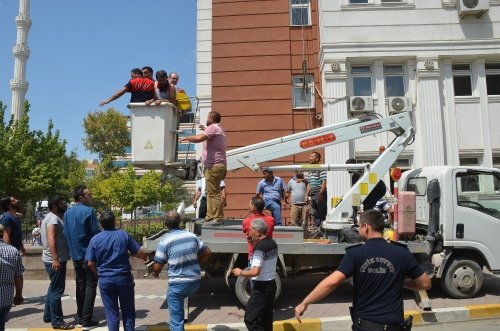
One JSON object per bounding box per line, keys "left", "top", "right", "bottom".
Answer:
{"left": 0, "top": 0, "right": 197, "bottom": 160}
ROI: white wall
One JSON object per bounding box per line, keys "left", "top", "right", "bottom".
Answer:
{"left": 319, "top": 0, "right": 500, "bottom": 196}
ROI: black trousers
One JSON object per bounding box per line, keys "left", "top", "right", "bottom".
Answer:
{"left": 199, "top": 197, "right": 207, "bottom": 219}
{"left": 73, "top": 260, "right": 98, "bottom": 325}
{"left": 352, "top": 325, "right": 376, "bottom": 331}
{"left": 244, "top": 280, "right": 276, "bottom": 331}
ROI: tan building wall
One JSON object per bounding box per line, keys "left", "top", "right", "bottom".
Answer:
{"left": 211, "top": 0, "right": 323, "bottom": 219}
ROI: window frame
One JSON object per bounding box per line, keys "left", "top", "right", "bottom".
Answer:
{"left": 384, "top": 64, "right": 406, "bottom": 97}
{"left": 292, "top": 74, "right": 315, "bottom": 109}
{"left": 351, "top": 65, "right": 373, "bottom": 97}
{"left": 290, "top": 0, "right": 311, "bottom": 26}
{"left": 452, "top": 63, "right": 473, "bottom": 97}
{"left": 485, "top": 63, "right": 500, "bottom": 96}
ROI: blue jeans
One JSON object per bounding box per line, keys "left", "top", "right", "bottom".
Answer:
{"left": 43, "top": 261, "right": 67, "bottom": 327}
{"left": 167, "top": 281, "right": 200, "bottom": 331}
{"left": 310, "top": 193, "right": 327, "bottom": 227}
{"left": 99, "top": 274, "right": 135, "bottom": 331}
{"left": 0, "top": 304, "right": 12, "bottom": 331}
{"left": 264, "top": 200, "right": 282, "bottom": 226}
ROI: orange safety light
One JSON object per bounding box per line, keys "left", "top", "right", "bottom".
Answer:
{"left": 391, "top": 167, "right": 402, "bottom": 181}
{"left": 299, "top": 133, "right": 336, "bottom": 149}
{"left": 379, "top": 145, "right": 386, "bottom": 154}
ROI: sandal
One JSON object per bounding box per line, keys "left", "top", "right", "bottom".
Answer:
{"left": 53, "top": 322, "right": 75, "bottom": 330}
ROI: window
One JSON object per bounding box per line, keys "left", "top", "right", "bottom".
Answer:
{"left": 292, "top": 75, "right": 315, "bottom": 108}
{"left": 485, "top": 63, "right": 500, "bottom": 96}
{"left": 384, "top": 65, "right": 405, "bottom": 97}
{"left": 350, "top": 0, "right": 368, "bottom": 3}
{"left": 179, "top": 112, "right": 195, "bottom": 124}
{"left": 112, "top": 160, "right": 131, "bottom": 168}
{"left": 407, "top": 177, "right": 427, "bottom": 196}
{"left": 456, "top": 172, "right": 500, "bottom": 219}
{"left": 452, "top": 64, "right": 472, "bottom": 96}
{"left": 351, "top": 66, "right": 372, "bottom": 96}
{"left": 178, "top": 144, "right": 195, "bottom": 152}
{"left": 460, "top": 157, "right": 479, "bottom": 166}
{"left": 494, "top": 156, "right": 500, "bottom": 169}
{"left": 290, "top": 0, "right": 311, "bottom": 26}
{"left": 179, "top": 129, "right": 196, "bottom": 137}
{"left": 124, "top": 146, "right": 131, "bottom": 154}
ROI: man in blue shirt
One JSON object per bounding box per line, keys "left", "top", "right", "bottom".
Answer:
{"left": 0, "top": 196, "right": 25, "bottom": 305}
{"left": 152, "top": 211, "right": 212, "bottom": 331}
{"left": 295, "top": 210, "right": 431, "bottom": 330}
{"left": 256, "top": 170, "right": 286, "bottom": 226}
{"left": 86, "top": 211, "right": 145, "bottom": 331}
{"left": 64, "top": 185, "right": 100, "bottom": 330}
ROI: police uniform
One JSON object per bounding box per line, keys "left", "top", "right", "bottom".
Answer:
{"left": 337, "top": 238, "right": 424, "bottom": 330}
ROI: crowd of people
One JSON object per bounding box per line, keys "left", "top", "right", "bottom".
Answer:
{"left": 99, "top": 66, "right": 183, "bottom": 107}
{"left": 0, "top": 110, "right": 430, "bottom": 331}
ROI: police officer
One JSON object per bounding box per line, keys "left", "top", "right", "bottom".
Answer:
{"left": 295, "top": 210, "right": 431, "bottom": 331}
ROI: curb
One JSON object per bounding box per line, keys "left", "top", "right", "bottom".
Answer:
{"left": 12, "top": 304, "right": 500, "bottom": 331}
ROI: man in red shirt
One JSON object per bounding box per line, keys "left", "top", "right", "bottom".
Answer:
{"left": 99, "top": 68, "right": 155, "bottom": 106}
{"left": 242, "top": 196, "right": 275, "bottom": 261}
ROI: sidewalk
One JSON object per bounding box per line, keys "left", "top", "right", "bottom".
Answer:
{"left": 7, "top": 272, "right": 500, "bottom": 330}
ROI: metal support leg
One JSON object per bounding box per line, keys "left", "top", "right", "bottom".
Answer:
{"left": 415, "top": 289, "right": 432, "bottom": 311}
{"left": 184, "top": 297, "right": 189, "bottom": 323}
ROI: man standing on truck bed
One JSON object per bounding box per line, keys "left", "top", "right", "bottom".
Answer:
{"left": 295, "top": 210, "right": 431, "bottom": 331}
{"left": 180, "top": 111, "right": 227, "bottom": 225}
{"left": 306, "top": 152, "right": 327, "bottom": 228}
{"left": 256, "top": 170, "right": 286, "bottom": 226}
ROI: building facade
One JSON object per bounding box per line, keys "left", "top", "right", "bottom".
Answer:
{"left": 197, "top": 0, "right": 322, "bottom": 218}
{"left": 197, "top": 0, "right": 500, "bottom": 218}
{"left": 319, "top": 0, "right": 500, "bottom": 199}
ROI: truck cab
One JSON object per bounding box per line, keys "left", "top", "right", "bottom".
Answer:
{"left": 401, "top": 166, "right": 500, "bottom": 298}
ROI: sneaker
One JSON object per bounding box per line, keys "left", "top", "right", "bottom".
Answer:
{"left": 53, "top": 322, "right": 75, "bottom": 330}
{"left": 82, "top": 320, "right": 99, "bottom": 330}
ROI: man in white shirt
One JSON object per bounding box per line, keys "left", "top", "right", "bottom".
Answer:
{"left": 192, "top": 178, "right": 226, "bottom": 219}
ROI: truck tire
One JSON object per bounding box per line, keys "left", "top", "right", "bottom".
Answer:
{"left": 441, "top": 258, "right": 483, "bottom": 299}
{"left": 234, "top": 272, "right": 282, "bottom": 307}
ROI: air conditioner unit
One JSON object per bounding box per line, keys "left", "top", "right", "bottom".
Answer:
{"left": 349, "top": 96, "right": 374, "bottom": 115}
{"left": 387, "top": 97, "right": 413, "bottom": 115}
{"left": 458, "top": 0, "right": 489, "bottom": 19}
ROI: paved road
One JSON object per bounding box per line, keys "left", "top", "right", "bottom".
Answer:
{"left": 8, "top": 272, "right": 500, "bottom": 328}
{"left": 416, "top": 318, "right": 500, "bottom": 330}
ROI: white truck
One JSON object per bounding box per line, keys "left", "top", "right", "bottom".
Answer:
{"left": 132, "top": 104, "right": 500, "bottom": 305}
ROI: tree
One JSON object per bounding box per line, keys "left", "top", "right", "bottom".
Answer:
{"left": 83, "top": 108, "right": 130, "bottom": 159}
{"left": 0, "top": 101, "right": 70, "bottom": 202}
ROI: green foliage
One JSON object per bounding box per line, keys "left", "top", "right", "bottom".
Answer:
{"left": 123, "top": 221, "right": 165, "bottom": 244}
{"left": 90, "top": 165, "right": 189, "bottom": 216}
{"left": 83, "top": 108, "right": 130, "bottom": 159}
{"left": 0, "top": 101, "right": 72, "bottom": 202}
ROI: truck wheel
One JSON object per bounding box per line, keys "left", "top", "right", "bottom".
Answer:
{"left": 234, "top": 272, "right": 282, "bottom": 307}
{"left": 441, "top": 258, "right": 483, "bottom": 299}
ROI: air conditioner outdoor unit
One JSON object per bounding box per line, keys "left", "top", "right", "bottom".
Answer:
{"left": 387, "top": 97, "right": 413, "bottom": 115}
{"left": 349, "top": 96, "right": 374, "bottom": 115}
{"left": 458, "top": 0, "right": 489, "bottom": 19}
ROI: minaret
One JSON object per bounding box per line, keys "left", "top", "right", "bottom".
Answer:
{"left": 10, "top": 0, "right": 31, "bottom": 120}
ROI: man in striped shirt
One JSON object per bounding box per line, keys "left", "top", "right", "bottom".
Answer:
{"left": 306, "top": 152, "right": 328, "bottom": 228}
{"left": 152, "top": 211, "right": 212, "bottom": 331}
{"left": 0, "top": 224, "right": 23, "bottom": 330}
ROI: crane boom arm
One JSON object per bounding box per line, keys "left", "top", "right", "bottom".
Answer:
{"left": 226, "top": 113, "right": 414, "bottom": 172}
